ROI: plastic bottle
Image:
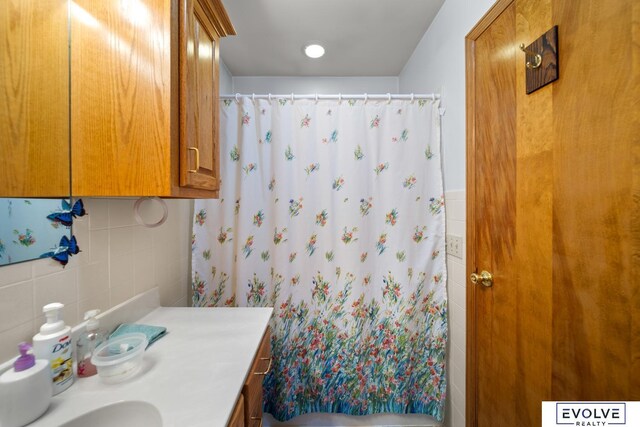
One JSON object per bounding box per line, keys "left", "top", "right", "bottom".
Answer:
{"left": 32, "top": 303, "right": 74, "bottom": 395}
{"left": 76, "top": 309, "right": 105, "bottom": 378}
{"left": 0, "top": 343, "right": 52, "bottom": 427}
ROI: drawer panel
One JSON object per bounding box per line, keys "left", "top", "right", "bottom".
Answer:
{"left": 243, "top": 327, "right": 271, "bottom": 427}
{"left": 227, "top": 394, "right": 244, "bottom": 427}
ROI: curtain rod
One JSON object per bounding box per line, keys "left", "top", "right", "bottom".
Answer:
{"left": 220, "top": 93, "right": 440, "bottom": 101}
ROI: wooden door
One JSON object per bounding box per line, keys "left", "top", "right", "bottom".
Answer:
{"left": 180, "top": 0, "right": 220, "bottom": 191}
{"left": 466, "top": 0, "right": 639, "bottom": 426}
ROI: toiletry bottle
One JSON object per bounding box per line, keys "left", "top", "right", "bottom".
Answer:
{"left": 32, "top": 302, "right": 74, "bottom": 395}
{"left": 76, "top": 309, "right": 105, "bottom": 378}
{"left": 0, "top": 343, "right": 52, "bottom": 427}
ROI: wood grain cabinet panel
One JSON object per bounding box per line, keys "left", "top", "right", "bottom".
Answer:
{"left": 180, "top": 0, "right": 220, "bottom": 191}
{"left": 228, "top": 394, "right": 245, "bottom": 427}
{"left": 0, "top": 0, "right": 69, "bottom": 197}
{"left": 71, "top": 0, "right": 234, "bottom": 198}
{"left": 242, "top": 328, "right": 271, "bottom": 427}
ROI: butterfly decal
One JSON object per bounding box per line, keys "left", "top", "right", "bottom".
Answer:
{"left": 40, "top": 235, "right": 81, "bottom": 267}
{"left": 47, "top": 199, "right": 87, "bottom": 227}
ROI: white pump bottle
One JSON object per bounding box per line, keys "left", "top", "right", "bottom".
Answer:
{"left": 32, "top": 303, "right": 74, "bottom": 395}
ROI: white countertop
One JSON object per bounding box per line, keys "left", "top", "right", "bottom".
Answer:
{"left": 28, "top": 306, "right": 273, "bottom": 427}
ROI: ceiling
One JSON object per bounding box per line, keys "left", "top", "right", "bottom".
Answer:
{"left": 219, "top": 0, "right": 445, "bottom": 77}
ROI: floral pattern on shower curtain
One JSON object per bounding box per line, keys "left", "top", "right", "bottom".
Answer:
{"left": 192, "top": 97, "right": 448, "bottom": 422}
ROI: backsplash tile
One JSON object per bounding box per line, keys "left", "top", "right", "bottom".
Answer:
{"left": 445, "top": 190, "right": 466, "bottom": 427}
{"left": 87, "top": 198, "right": 108, "bottom": 230}
{"left": 0, "top": 281, "right": 34, "bottom": 333}
{"left": 109, "top": 226, "right": 134, "bottom": 256}
{"left": 0, "top": 263, "right": 31, "bottom": 288}
{"left": 0, "top": 198, "right": 192, "bottom": 363}
{"left": 34, "top": 269, "right": 79, "bottom": 314}
{"left": 108, "top": 199, "right": 137, "bottom": 228}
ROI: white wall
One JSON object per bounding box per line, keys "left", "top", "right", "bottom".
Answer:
{"left": 0, "top": 198, "right": 191, "bottom": 363}
{"left": 399, "top": 1, "right": 495, "bottom": 426}
{"left": 231, "top": 76, "right": 398, "bottom": 94}
{"left": 400, "top": 0, "right": 494, "bottom": 192}
{"left": 220, "top": 59, "right": 233, "bottom": 94}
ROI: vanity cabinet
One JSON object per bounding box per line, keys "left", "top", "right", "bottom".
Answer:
{"left": 229, "top": 327, "right": 271, "bottom": 427}
{"left": 70, "top": 0, "right": 234, "bottom": 198}
{"left": 228, "top": 394, "right": 245, "bottom": 427}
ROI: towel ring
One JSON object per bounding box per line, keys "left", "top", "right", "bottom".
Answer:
{"left": 134, "top": 197, "right": 168, "bottom": 228}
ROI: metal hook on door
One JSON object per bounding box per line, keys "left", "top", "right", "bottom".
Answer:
{"left": 519, "top": 44, "right": 542, "bottom": 69}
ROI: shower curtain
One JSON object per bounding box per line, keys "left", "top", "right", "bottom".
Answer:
{"left": 191, "top": 97, "right": 448, "bottom": 422}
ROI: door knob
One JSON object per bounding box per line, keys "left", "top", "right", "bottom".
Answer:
{"left": 470, "top": 271, "right": 493, "bottom": 287}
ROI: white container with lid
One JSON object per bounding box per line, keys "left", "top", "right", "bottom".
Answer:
{"left": 91, "top": 333, "right": 148, "bottom": 383}
{"left": 32, "top": 303, "right": 74, "bottom": 395}
{"left": 0, "top": 343, "right": 52, "bottom": 427}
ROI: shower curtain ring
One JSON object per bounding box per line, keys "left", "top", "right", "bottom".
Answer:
{"left": 364, "top": 93, "right": 368, "bottom": 104}
{"left": 268, "top": 93, "right": 272, "bottom": 102}
{"left": 315, "top": 93, "right": 319, "bottom": 103}
{"left": 235, "top": 93, "right": 240, "bottom": 103}
{"left": 411, "top": 93, "right": 415, "bottom": 103}
{"left": 387, "top": 93, "right": 391, "bottom": 104}
{"left": 252, "top": 93, "right": 255, "bottom": 102}
{"left": 338, "top": 93, "right": 342, "bottom": 103}
{"left": 291, "top": 93, "right": 294, "bottom": 103}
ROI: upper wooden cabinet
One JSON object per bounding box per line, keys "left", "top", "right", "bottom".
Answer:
{"left": 71, "top": 0, "right": 234, "bottom": 198}
{"left": 0, "top": 0, "right": 70, "bottom": 197}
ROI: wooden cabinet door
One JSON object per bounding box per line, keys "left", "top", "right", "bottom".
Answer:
{"left": 243, "top": 328, "right": 271, "bottom": 427}
{"left": 466, "top": 0, "right": 639, "bottom": 426}
{"left": 1, "top": 0, "right": 70, "bottom": 197}
{"left": 179, "top": 0, "right": 220, "bottom": 191}
{"left": 71, "top": 0, "right": 173, "bottom": 197}
{"left": 228, "top": 394, "right": 245, "bottom": 427}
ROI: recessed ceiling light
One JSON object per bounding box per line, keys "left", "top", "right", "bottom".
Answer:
{"left": 304, "top": 44, "right": 325, "bottom": 59}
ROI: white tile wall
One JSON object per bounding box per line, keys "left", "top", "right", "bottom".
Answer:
{"left": 0, "top": 198, "right": 193, "bottom": 363}
{"left": 445, "top": 190, "right": 466, "bottom": 427}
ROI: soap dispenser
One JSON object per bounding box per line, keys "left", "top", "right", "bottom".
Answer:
{"left": 32, "top": 302, "right": 74, "bottom": 394}
{"left": 76, "top": 309, "right": 105, "bottom": 378}
{"left": 0, "top": 343, "right": 52, "bottom": 427}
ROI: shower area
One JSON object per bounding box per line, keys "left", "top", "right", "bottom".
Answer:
{"left": 191, "top": 92, "right": 448, "bottom": 426}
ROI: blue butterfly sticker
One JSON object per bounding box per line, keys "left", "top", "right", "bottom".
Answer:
{"left": 47, "top": 199, "right": 87, "bottom": 227}
{"left": 40, "top": 235, "right": 81, "bottom": 267}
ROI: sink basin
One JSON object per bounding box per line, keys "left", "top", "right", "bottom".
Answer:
{"left": 59, "top": 401, "right": 162, "bottom": 427}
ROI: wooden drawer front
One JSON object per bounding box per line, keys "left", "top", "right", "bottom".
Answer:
{"left": 252, "top": 327, "right": 271, "bottom": 373}
{"left": 227, "top": 394, "right": 244, "bottom": 427}
{"left": 242, "top": 328, "right": 271, "bottom": 427}
{"left": 243, "top": 374, "right": 263, "bottom": 427}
